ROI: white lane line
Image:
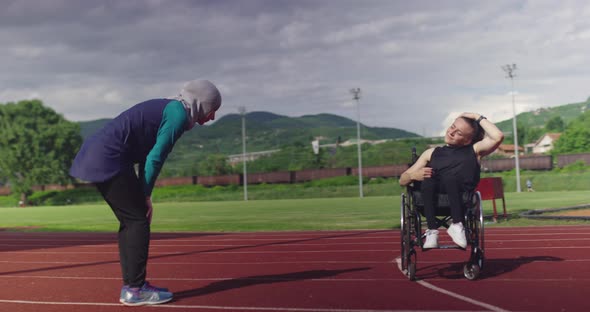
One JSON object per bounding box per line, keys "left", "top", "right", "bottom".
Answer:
{"left": 4, "top": 245, "right": 590, "bottom": 255}
{"left": 1, "top": 258, "right": 589, "bottom": 266}
{"left": 391, "top": 246, "right": 590, "bottom": 251}
{"left": 0, "top": 242, "right": 396, "bottom": 248}
{"left": 0, "top": 234, "right": 394, "bottom": 239}
{"left": 415, "top": 280, "right": 511, "bottom": 312}
{"left": 0, "top": 299, "right": 487, "bottom": 312}
{"left": 480, "top": 233, "right": 590, "bottom": 236}
{"left": 1, "top": 274, "right": 586, "bottom": 283}
{"left": 414, "top": 259, "right": 589, "bottom": 264}
{"left": 0, "top": 260, "right": 386, "bottom": 265}
{"left": 0, "top": 237, "right": 399, "bottom": 243}
{"left": 395, "top": 258, "right": 511, "bottom": 312}
{"left": 6, "top": 236, "right": 590, "bottom": 247}
{"left": 482, "top": 246, "right": 590, "bottom": 250}
{"left": 0, "top": 249, "right": 394, "bottom": 254}
{"left": 0, "top": 275, "right": 407, "bottom": 282}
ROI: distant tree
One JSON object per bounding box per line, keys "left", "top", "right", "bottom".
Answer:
{"left": 503, "top": 123, "right": 526, "bottom": 146}
{"left": 0, "top": 100, "right": 82, "bottom": 204}
{"left": 545, "top": 116, "right": 565, "bottom": 132}
{"left": 198, "top": 154, "right": 233, "bottom": 176}
{"left": 502, "top": 122, "right": 545, "bottom": 146}
{"left": 524, "top": 127, "right": 545, "bottom": 145}
{"left": 552, "top": 110, "right": 590, "bottom": 154}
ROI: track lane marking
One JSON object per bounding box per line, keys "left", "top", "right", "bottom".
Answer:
{"left": 4, "top": 245, "right": 590, "bottom": 255}
{"left": 0, "top": 299, "right": 490, "bottom": 311}
{"left": 395, "top": 258, "right": 511, "bottom": 312}
{"left": 0, "top": 249, "right": 394, "bottom": 254}
{"left": 0, "top": 260, "right": 387, "bottom": 265}
{"left": 0, "top": 275, "right": 408, "bottom": 282}
{"left": 4, "top": 236, "right": 590, "bottom": 248}
{"left": 1, "top": 274, "right": 587, "bottom": 283}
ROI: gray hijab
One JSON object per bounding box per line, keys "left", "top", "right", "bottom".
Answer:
{"left": 174, "top": 79, "right": 222, "bottom": 129}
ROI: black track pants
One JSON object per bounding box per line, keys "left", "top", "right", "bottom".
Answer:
{"left": 421, "top": 175, "right": 464, "bottom": 230}
{"left": 96, "top": 168, "right": 150, "bottom": 288}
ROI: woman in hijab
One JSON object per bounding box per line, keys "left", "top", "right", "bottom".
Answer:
{"left": 70, "top": 80, "right": 221, "bottom": 306}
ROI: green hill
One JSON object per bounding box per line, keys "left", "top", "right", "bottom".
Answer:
{"left": 78, "top": 112, "right": 420, "bottom": 176}
{"left": 496, "top": 98, "right": 590, "bottom": 133}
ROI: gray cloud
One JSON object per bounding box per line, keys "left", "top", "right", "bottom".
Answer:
{"left": 1, "top": 0, "right": 590, "bottom": 136}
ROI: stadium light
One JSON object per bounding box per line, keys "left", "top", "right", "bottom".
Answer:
{"left": 239, "top": 106, "right": 248, "bottom": 200}
{"left": 350, "top": 88, "right": 363, "bottom": 198}
{"left": 502, "top": 63, "right": 521, "bottom": 193}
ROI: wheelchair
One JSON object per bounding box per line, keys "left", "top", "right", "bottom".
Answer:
{"left": 400, "top": 149, "right": 485, "bottom": 281}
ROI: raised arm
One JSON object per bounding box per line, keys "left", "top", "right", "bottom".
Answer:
{"left": 399, "top": 148, "right": 435, "bottom": 186}
{"left": 461, "top": 112, "right": 504, "bottom": 157}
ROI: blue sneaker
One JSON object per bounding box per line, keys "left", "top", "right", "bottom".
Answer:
{"left": 120, "top": 282, "right": 170, "bottom": 302}
{"left": 142, "top": 281, "right": 169, "bottom": 292}
{"left": 120, "top": 282, "right": 173, "bottom": 306}
{"left": 119, "top": 285, "right": 129, "bottom": 303}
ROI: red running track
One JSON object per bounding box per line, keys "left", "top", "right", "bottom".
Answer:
{"left": 0, "top": 226, "right": 589, "bottom": 311}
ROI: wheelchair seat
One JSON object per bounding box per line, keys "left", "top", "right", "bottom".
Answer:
{"left": 409, "top": 186, "right": 476, "bottom": 217}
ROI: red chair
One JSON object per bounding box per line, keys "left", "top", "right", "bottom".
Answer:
{"left": 475, "top": 177, "right": 507, "bottom": 222}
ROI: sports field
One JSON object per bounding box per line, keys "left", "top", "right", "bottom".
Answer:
{"left": 0, "top": 191, "right": 589, "bottom": 232}
{"left": 0, "top": 191, "right": 589, "bottom": 311}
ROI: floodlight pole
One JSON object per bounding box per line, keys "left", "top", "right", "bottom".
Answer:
{"left": 350, "top": 88, "right": 364, "bottom": 198}
{"left": 502, "top": 64, "right": 521, "bottom": 193}
{"left": 239, "top": 106, "right": 248, "bottom": 200}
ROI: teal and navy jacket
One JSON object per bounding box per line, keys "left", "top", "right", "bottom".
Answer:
{"left": 69, "top": 99, "right": 188, "bottom": 196}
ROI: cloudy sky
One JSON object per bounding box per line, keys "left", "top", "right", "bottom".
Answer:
{"left": 1, "top": 0, "right": 590, "bottom": 136}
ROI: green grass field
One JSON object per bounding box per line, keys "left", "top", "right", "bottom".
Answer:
{"left": 0, "top": 191, "right": 588, "bottom": 232}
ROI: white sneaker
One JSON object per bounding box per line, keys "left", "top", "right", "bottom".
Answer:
{"left": 448, "top": 222, "right": 467, "bottom": 248}
{"left": 423, "top": 229, "right": 439, "bottom": 249}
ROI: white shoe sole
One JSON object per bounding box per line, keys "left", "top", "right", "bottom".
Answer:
{"left": 121, "top": 297, "right": 173, "bottom": 306}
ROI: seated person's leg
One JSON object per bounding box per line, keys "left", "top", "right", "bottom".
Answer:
{"left": 420, "top": 178, "right": 439, "bottom": 248}
{"left": 420, "top": 177, "right": 439, "bottom": 230}
{"left": 439, "top": 175, "right": 464, "bottom": 224}
{"left": 439, "top": 175, "right": 467, "bottom": 248}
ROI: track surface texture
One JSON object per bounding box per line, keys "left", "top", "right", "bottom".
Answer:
{"left": 0, "top": 226, "right": 588, "bottom": 311}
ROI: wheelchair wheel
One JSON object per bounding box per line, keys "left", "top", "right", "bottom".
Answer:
{"left": 477, "top": 193, "right": 485, "bottom": 255}
{"left": 400, "top": 194, "right": 410, "bottom": 271}
{"left": 408, "top": 249, "right": 417, "bottom": 281}
{"left": 466, "top": 194, "right": 485, "bottom": 249}
{"left": 474, "top": 247, "right": 485, "bottom": 271}
{"left": 473, "top": 192, "right": 485, "bottom": 270}
{"left": 463, "top": 262, "right": 480, "bottom": 280}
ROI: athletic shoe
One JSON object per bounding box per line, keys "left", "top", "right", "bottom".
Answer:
{"left": 423, "top": 229, "right": 439, "bottom": 249}
{"left": 120, "top": 282, "right": 173, "bottom": 306}
{"left": 448, "top": 222, "right": 467, "bottom": 248}
{"left": 119, "top": 283, "right": 169, "bottom": 303}
{"left": 142, "top": 281, "right": 169, "bottom": 292}
{"left": 119, "top": 285, "right": 129, "bottom": 303}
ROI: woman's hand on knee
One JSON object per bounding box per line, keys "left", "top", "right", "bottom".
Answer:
{"left": 146, "top": 196, "right": 153, "bottom": 224}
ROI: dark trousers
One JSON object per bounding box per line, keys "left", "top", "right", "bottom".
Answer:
{"left": 421, "top": 175, "right": 464, "bottom": 230}
{"left": 96, "top": 168, "right": 150, "bottom": 288}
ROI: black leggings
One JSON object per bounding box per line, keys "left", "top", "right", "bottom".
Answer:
{"left": 96, "top": 168, "right": 150, "bottom": 288}
{"left": 421, "top": 175, "right": 465, "bottom": 230}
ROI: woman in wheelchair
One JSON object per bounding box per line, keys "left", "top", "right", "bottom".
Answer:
{"left": 399, "top": 112, "right": 503, "bottom": 249}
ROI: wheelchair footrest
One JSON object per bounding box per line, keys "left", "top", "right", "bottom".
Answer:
{"left": 423, "top": 245, "right": 465, "bottom": 250}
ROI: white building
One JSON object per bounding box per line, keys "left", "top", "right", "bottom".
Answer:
{"left": 227, "top": 149, "right": 280, "bottom": 166}
{"left": 531, "top": 133, "right": 562, "bottom": 154}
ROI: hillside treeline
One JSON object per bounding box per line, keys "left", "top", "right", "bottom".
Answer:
{"left": 164, "top": 108, "right": 590, "bottom": 177}
{"left": 1, "top": 99, "right": 590, "bottom": 198}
